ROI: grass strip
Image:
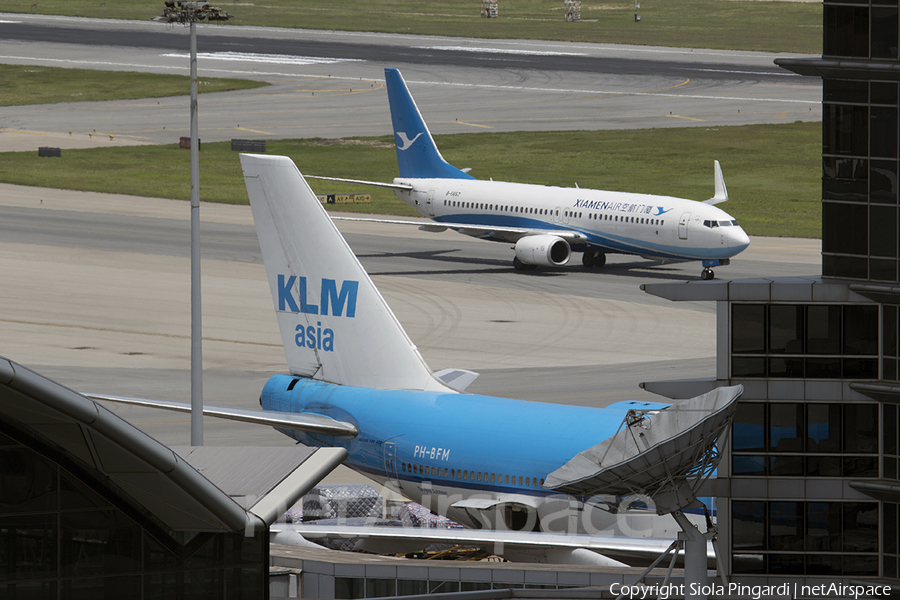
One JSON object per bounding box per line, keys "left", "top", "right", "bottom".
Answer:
{"left": 0, "top": 122, "right": 821, "bottom": 238}
{"left": 4, "top": 0, "right": 822, "bottom": 54}
{"left": 0, "top": 64, "right": 268, "bottom": 107}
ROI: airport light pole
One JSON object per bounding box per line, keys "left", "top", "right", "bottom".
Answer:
{"left": 153, "top": 2, "right": 234, "bottom": 446}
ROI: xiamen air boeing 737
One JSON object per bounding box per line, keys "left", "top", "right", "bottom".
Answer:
{"left": 309, "top": 68, "right": 750, "bottom": 280}
{"left": 91, "top": 154, "right": 742, "bottom": 566}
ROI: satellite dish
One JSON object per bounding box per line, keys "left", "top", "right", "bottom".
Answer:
{"left": 544, "top": 384, "right": 743, "bottom": 514}
{"left": 544, "top": 385, "right": 742, "bottom": 600}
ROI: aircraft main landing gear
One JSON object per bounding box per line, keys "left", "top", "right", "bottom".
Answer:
{"left": 701, "top": 268, "right": 715, "bottom": 280}
{"left": 513, "top": 257, "right": 537, "bottom": 271}
{"left": 582, "top": 250, "right": 607, "bottom": 269}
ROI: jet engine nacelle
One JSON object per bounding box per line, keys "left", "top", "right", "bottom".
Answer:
{"left": 514, "top": 235, "right": 571, "bottom": 267}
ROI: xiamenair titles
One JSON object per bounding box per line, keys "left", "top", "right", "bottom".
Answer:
{"left": 277, "top": 274, "right": 358, "bottom": 352}
{"left": 309, "top": 68, "right": 749, "bottom": 280}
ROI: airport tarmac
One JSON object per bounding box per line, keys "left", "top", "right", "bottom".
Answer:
{"left": 0, "top": 182, "right": 820, "bottom": 488}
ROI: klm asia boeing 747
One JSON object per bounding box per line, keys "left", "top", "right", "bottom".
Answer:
{"left": 311, "top": 68, "right": 750, "bottom": 280}
{"left": 91, "top": 153, "right": 742, "bottom": 565}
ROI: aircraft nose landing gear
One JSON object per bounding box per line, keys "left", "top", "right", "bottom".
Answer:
{"left": 700, "top": 258, "right": 728, "bottom": 281}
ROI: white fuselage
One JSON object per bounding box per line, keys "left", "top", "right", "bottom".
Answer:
{"left": 394, "top": 178, "right": 750, "bottom": 261}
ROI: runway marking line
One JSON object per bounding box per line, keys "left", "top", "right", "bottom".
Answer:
{"left": 665, "top": 114, "right": 705, "bottom": 121}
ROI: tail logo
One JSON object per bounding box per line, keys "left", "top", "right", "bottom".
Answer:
{"left": 395, "top": 131, "right": 424, "bottom": 151}
{"left": 277, "top": 274, "right": 359, "bottom": 317}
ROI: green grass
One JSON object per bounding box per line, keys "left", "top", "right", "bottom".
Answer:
{"left": 0, "top": 122, "right": 822, "bottom": 237}
{"left": 0, "top": 64, "right": 268, "bottom": 106}
{"left": 4, "top": 0, "right": 822, "bottom": 54}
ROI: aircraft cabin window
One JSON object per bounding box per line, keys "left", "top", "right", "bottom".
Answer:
{"left": 505, "top": 475, "right": 509, "bottom": 484}
{"left": 519, "top": 476, "right": 523, "bottom": 485}
{"left": 526, "top": 477, "right": 530, "bottom": 486}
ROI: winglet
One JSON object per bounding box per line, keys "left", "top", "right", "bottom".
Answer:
{"left": 240, "top": 153, "right": 453, "bottom": 393}
{"left": 704, "top": 160, "right": 728, "bottom": 205}
{"left": 385, "top": 68, "right": 475, "bottom": 180}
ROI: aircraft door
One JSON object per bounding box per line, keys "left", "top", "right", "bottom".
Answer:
{"left": 552, "top": 207, "right": 562, "bottom": 224}
{"left": 678, "top": 212, "right": 691, "bottom": 240}
{"left": 383, "top": 442, "right": 401, "bottom": 489}
{"left": 424, "top": 190, "right": 436, "bottom": 217}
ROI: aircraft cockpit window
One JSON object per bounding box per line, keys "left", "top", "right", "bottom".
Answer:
{"left": 719, "top": 220, "right": 733, "bottom": 227}
{"left": 703, "top": 220, "right": 718, "bottom": 228}
{"left": 731, "top": 220, "right": 739, "bottom": 226}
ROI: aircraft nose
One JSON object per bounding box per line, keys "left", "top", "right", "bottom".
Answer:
{"left": 729, "top": 226, "right": 751, "bottom": 252}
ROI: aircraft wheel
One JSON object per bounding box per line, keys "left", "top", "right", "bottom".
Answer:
{"left": 582, "top": 251, "right": 607, "bottom": 268}
{"left": 513, "top": 257, "right": 528, "bottom": 271}
{"left": 701, "top": 268, "right": 715, "bottom": 280}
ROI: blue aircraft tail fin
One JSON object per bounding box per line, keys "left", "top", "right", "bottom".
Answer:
{"left": 240, "top": 153, "right": 454, "bottom": 392}
{"left": 385, "top": 68, "right": 475, "bottom": 180}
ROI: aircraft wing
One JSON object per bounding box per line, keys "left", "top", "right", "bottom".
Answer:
{"left": 331, "top": 215, "right": 588, "bottom": 243}
{"left": 306, "top": 175, "right": 414, "bottom": 192}
{"left": 271, "top": 522, "right": 714, "bottom": 567}
{"left": 85, "top": 393, "right": 358, "bottom": 438}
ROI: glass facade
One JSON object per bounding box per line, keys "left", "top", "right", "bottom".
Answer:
{"left": 732, "top": 402, "right": 878, "bottom": 477}
{"left": 732, "top": 500, "right": 879, "bottom": 576}
{"left": 731, "top": 303, "right": 879, "bottom": 379}
{"left": 821, "top": 0, "right": 900, "bottom": 281}
{"left": 0, "top": 431, "right": 267, "bottom": 599}
{"left": 822, "top": 77, "right": 900, "bottom": 281}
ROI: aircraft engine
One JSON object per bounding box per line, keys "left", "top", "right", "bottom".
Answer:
{"left": 514, "top": 235, "right": 570, "bottom": 267}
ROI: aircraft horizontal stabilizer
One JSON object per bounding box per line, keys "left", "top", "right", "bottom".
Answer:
{"left": 85, "top": 393, "right": 358, "bottom": 438}
{"left": 703, "top": 160, "right": 729, "bottom": 205}
{"left": 305, "top": 174, "right": 413, "bottom": 192}
{"left": 433, "top": 368, "right": 479, "bottom": 392}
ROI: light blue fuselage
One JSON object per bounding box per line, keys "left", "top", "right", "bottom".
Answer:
{"left": 261, "top": 374, "right": 668, "bottom": 500}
